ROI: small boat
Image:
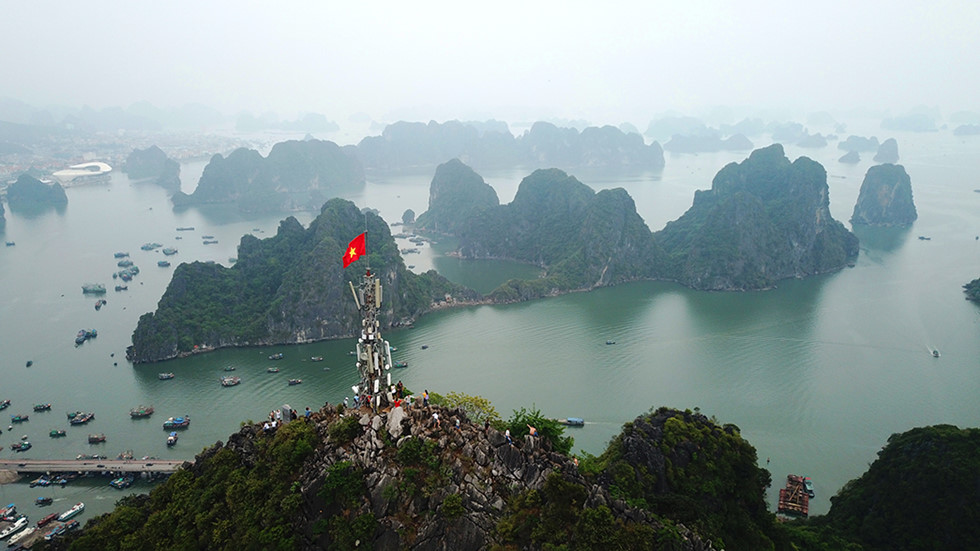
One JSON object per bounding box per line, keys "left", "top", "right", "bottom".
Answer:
{"left": 166, "top": 431, "right": 178, "bottom": 446}
{"left": 0, "top": 504, "right": 14, "bottom": 517}
{"left": 113, "top": 252, "right": 130, "bottom": 258}
{"left": 0, "top": 516, "right": 28, "bottom": 539}
{"left": 158, "top": 372, "right": 175, "bottom": 380}
{"left": 268, "top": 353, "right": 284, "bottom": 360}
{"left": 220, "top": 376, "right": 241, "bottom": 387}
{"left": 918, "top": 236, "right": 932, "bottom": 241}
{"left": 932, "top": 349, "right": 941, "bottom": 358}
{"left": 130, "top": 405, "right": 154, "bottom": 418}
{"left": 74, "top": 328, "right": 98, "bottom": 345}
{"left": 35, "top": 497, "right": 53, "bottom": 507}
{"left": 57, "top": 502, "right": 84, "bottom": 522}
{"left": 4, "top": 241, "right": 13, "bottom": 246}
{"left": 310, "top": 356, "right": 324, "bottom": 362}
{"left": 393, "top": 361, "right": 408, "bottom": 368}
{"left": 162, "top": 247, "right": 178, "bottom": 255}
{"left": 109, "top": 476, "right": 134, "bottom": 489}
{"left": 140, "top": 242, "right": 162, "bottom": 251}
{"left": 49, "top": 429, "right": 66, "bottom": 438}
{"left": 115, "top": 285, "right": 128, "bottom": 291}
{"left": 223, "top": 366, "right": 236, "bottom": 371}
{"left": 201, "top": 235, "right": 215, "bottom": 239}
{"left": 203, "top": 239, "right": 218, "bottom": 245}
{"left": 267, "top": 367, "right": 280, "bottom": 373}
{"left": 157, "top": 260, "right": 171, "bottom": 267}
{"left": 288, "top": 379, "right": 302, "bottom": 385}
{"left": 558, "top": 417, "right": 585, "bottom": 426}
{"left": 162, "top": 416, "right": 190, "bottom": 429}
{"left": 605, "top": 340, "right": 616, "bottom": 345}
{"left": 37, "top": 513, "right": 58, "bottom": 526}
{"left": 33, "top": 403, "right": 51, "bottom": 412}
{"left": 81, "top": 283, "right": 107, "bottom": 294}
{"left": 804, "top": 476, "right": 815, "bottom": 498}
{"left": 11, "top": 441, "right": 31, "bottom": 452}
{"left": 176, "top": 226, "right": 194, "bottom": 231}
{"left": 94, "top": 298, "right": 107, "bottom": 310}
{"left": 117, "top": 259, "right": 134, "bottom": 267}
{"left": 25, "top": 361, "right": 32, "bottom": 367}
{"left": 10, "top": 414, "right": 28, "bottom": 423}
{"left": 9, "top": 526, "right": 35, "bottom": 546}
{"left": 30, "top": 476, "right": 51, "bottom": 487}
{"left": 88, "top": 433, "right": 106, "bottom": 444}
{"left": 68, "top": 412, "right": 95, "bottom": 425}
{"left": 421, "top": 345, "right": 429, "bottom": 350}
{"left": 0, "top": 400, "right": 8, "bottom": 410}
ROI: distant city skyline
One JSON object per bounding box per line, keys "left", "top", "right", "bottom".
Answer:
{"left": 2, "top": 1, "right": 978, "bottom": 128}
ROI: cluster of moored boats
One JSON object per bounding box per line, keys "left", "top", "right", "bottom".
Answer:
{"left": 0, "top": 501, "right": 84, "bottom": 545}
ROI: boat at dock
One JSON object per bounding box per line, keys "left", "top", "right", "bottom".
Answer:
{"left": 130, "top": 405, "right": 154, "bottom": 418}
{"left": 393, "top": 361, "right": 408, "bottom": 368}
{"left": 0, "top": 516, "right": 28, "bottom": 540}
{"left": 162, "top": 416, "right": 190, "bottom": 429}
{"left": 8, "top": 525, "right": 34, "bottom": 545}
{"left": 37, "top": 513, "right": 57, "bottom": 526}
{"left": 57, "top": 502, "right": 84, "bottom": 522}
{"left": 109, "top": 476, "right": 134, "bottom": 489}
{"left": 777, "top": 474, "right": 810, "bottom": 517}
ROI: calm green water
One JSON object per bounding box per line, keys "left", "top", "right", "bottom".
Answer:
{"left": 0, "top": 128, "right": 978, "bottom": 520}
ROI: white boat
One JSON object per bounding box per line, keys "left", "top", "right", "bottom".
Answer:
{"left": 0, "top": 516, "right": 28, "bottom": 539}
{"left": 58, "top": 501, "right": 84, "bottom": 521}
{"left": 8, "top": 526, "right": 35, "bottom": 545}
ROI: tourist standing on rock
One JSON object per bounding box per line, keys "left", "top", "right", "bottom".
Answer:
{"left": 433, "top": 411, "right": 440, "bottom": 427}
{"left": 305, "top": 407, "right": 311, "bottom": 420}
{"left": 527, "top": 424, "right": 537, "bottom": 437}
{"left": 455, "top": 418, "right": 461, "bottom": 430}
{"left": 423, "top": 389, "right": 429, "bottom": 407}
{"left": 505, "top": 428, "right": 512, "bottom": 445}
{"left": 484, "top": 419, "right": 490, "bottom": 433}
{"left": 344, "top": 397, "right": 349, "bottom": 409}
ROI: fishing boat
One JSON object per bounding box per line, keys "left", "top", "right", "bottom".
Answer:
{"left": 162, "top": 247, "right": 178, "bottom": 255}
{"left": 33, "top": 403, "right": 52, "bottom": 412}
{"left": 94, "top": 298, "right": 107, "bottom": 310}
{"left": 140, "top": 242, "right": 162, "bottom": 251}
{"left": 288, "top": 378, "right": 302, "bottom": 385}
{"left": 30, "top": 476, "right": 51, "bottom": 487}
{"left": 393, "top": 361, "right": 408, "bottom": 368}
{"left": 130, "top": 405, "right": 154, "bottom": 418}
{"left": 113, "top": 251, "right": 130, "bottom": 258}
{"left": 268, "top": 353, "right": 284, "bottom": 360}
{"left": 117, "top": 259, "right": 133, "bottom": 267}
{"left": 49, "top": 429, "right": 66, "bottom": 438}
{"left": 223, "top": 366, "right": 236, "bottom": 371}
{"left": 0, "top": 400, "right": 8, "bottom": 410}
{"left": 157, "top": 260, "right": 171, "bottom": 267}
{"left": 35, "top": 497, "right": 53, "bottom": 507}
{"left": 220, "top": 375, "right": 241, "bottom": 387}
{"left": 75, "top": 328, "right": 98, "bottom": 345}
{"left": 932, "top": 349, "right": 941, "bottom": 358}
{"left": 88, "top": 433, "right": 106, "bottom": 444}
{"left": 777, "top": 474, "right": 809, "bottom": 517}
{"left": 162, "top": 416, "right": 190, "bottom": 429}
{"left": 11, "top": 441, "right": 31, "bottom": 452}
{"left": 176, "top": 226, "right": 194, "bottom": 231}
{"left": 115, "top": 285, "right": 128, "bottom": 291}
{"left": 166, "top": 431, "right": 178, "bottom": 446}
{"left": 605, "top": 340, "right": 616, "bottom": 345}
{"left": 37, "top": 512, "right": 57, "bottom": 526}
{"left": 81, "top": 283, "right": 106, "bottom": 294}
{"left": 109, "top": 476, "right": 134, "bottom": 489}
{"left": 68, "top": 412, "right": 95, "bottom": 425}
{"left": 158, "top": 372, "right": 175, "bottom": 380}
{"left": 267, "top": 367, "right": 280, "bottom": 373}
{"left": 57, "top": 502, "right": 84, "bottom": 522}
{"left": 310, "top": 356, "right": 324, "bottom": 362}
{"left": 10, "top": 414, "right": 28, "bottom": 423}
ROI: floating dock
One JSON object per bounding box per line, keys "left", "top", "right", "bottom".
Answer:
{"left": 777, "top": 474, "right": 809, "bottom": 517}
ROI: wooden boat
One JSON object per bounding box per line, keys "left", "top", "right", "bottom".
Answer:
{"left": 162, "top": 416, "right": 190, "bottom": 429}
{"left": 37, "top": 513, "right": 58, "bottom": 526}
{"left": 267, "top": 367, "right": 280, "bottom": 373}
{"left": 11, "top": 441, "right": 31, "bottom": 452}
{"left": 35, "top": 497, "right": 53, "bottom": 507}
{"left": 268, "top": 353, "right": 284, "bottom": 360}
{"left": 220, "top": 376, "right": 241, "bottom": 387}
{"left": 88, "top": 433, "right": 106, "bottom": 444}
{"left": 393, "top": 361, "right": 408, "bottom": 368}
{"left": 288, "top": 379, "right": 302, "bottom": 385}
{"left": 49, "top": 429, "right": 66, "bottom": 438}
{"left": 0, "top": 400, "right": 9, "bottom": 410}
{"left": 10, "top": 414, "right": 28, "bottom": 423}
{"left": 158, "top": 372, "right": 175, "bottom": 380}
{"left": 68, "top": 412, "right": 95, "bottom": 425}
{"left": 130, "top": 405, "right": 154, "bottom": 418}
{"left": 166, "top": 431, "right": 178, "bottom": 446}
{"left": 33, "top": 403, "right": 52, "bottom": 412}
{"left": 777, "top": 474, "right": 809, "bottom": 517}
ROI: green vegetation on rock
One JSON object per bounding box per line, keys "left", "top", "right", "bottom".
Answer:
{"left": 963, "top": 277, "right": 980, "bottom": 301}
{"left": 6, "top": 173, "right": 68, "bottom": 208}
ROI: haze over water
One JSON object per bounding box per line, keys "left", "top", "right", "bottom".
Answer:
{"left": 0, "top": 126, "right": 978, "bottom": 519}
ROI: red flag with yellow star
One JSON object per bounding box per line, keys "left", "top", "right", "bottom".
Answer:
{"left": 343, "top": 232, "right": 366, "bottom": 267}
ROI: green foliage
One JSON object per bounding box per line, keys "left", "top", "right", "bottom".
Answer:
{"left": 68, "top": 421, "right": 318, "bottom": 551}
{"left": 441, "top": 493, "right": 465, "bottom": 519}
{"left": 319, "top": 461, "right": 365, "bottom": 509}
{"left": 395, "top": 437, "right": 440, "bottom": 470}
{"left": 505, "top": 406, "right": 573, "bottom": 455}
{"left": 441, "top": 391, "right": 501, "bottom": 424}
{"left": 964, "top": 277, "right": 980, "bottom": 301}
{"left": 327, "top": 415, "right": 362, "bottom": 444}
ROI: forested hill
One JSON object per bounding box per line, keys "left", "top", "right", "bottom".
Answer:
{"left": 127, "top": 198, "right": 477, "bottom": 363}
{"left": 655, "top": 144, "right": 859, "bottom": 290}
{"left": 170, "top": 139, "right": 364, "bottom": 213}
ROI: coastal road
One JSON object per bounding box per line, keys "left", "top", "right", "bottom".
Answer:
{"left": 0, "top": 458, "right": 186, "bottom": 475}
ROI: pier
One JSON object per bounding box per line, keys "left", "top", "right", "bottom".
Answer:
{"left": 0, "top": 458, "right": 186, "bottom": 477}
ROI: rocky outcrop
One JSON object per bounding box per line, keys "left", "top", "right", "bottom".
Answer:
{"left": 171, "top": 139, "right": 365, "bottom": 213}
{"left": 954, "top": 124, "right": 980, "bottom": 136}
{"left": 414, "top": 159, "right": 499, "bottom": 234}
{"left": 656, "top": 144, "right": 859, "bottom": 290}
{"left": 6, "top": 173, "right": 67, "bottom": 208}
{"left": 839, "top": 150, "right": 860, "bottom": 163}
{"left": 122, "top": 145, "right": 181, "bottom": 192}
{"left": 663, "top": 133, "right": 753, "bottom": 153}
{"left": 838, "top": 135, "right": 880, "bottom": 152}
{"left": 851, "top": 164, "right": 917, "bottom": 226}
{"left": 873, "top": 137, "right": 900, "bottom": 163}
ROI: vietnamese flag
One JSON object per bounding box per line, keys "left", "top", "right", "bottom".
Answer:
{"left": 343, "top": 232, "right": 366, "bottom": 267}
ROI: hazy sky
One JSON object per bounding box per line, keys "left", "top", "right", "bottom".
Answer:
{"left": 2, "top": 1, "right": 978, "bottom": 125}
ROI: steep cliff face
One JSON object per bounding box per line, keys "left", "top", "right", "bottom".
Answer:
{"left": 656, "top": 144, "right": 859, "bottom": 290}
{"left": 171, "top": 140, "right": 365, "bottom": 213}
{"left": 128, "top": 199, "right": 476, "bottom": 363}
{"left": 851, "top": 164, "right": 917, "bottom": 226}
{"left": 873, "top": 138, "right": 900, "bottom": 163}
{"left": 122, "top": 145, "right": 181, "bottom": 192}
{"left": 414, "top": 158, "right": 499, "bottom": 234}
